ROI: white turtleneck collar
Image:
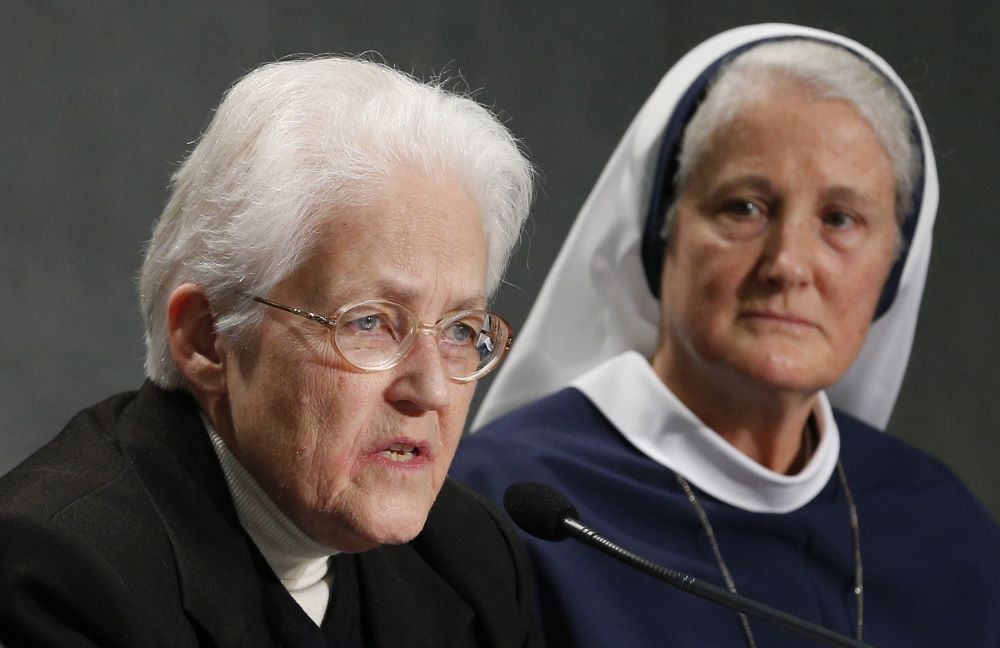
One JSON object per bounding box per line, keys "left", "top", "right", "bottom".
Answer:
{"left": 201, "top": 413, "right": 338, "bottom": 626}
{"left": 571, "top": 351, "right": 840, "bottom": 514}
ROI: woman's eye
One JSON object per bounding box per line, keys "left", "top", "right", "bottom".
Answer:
{"left": 345, "top": 314, "right": 389, "bottom": 334}
{"left": 443, "top": 322, "right": 475, "bottom": 344}
{"left": 712, "top": 199, "right": 769, "bottom": 239}
{"left": 356, "top": 315, "right": 380, "bottom": 331}
{"left": 823, "top": 211, "right": 857, "bottom": 229}
{"left": 722, "top": 200, "right": 762, "bottom": 219}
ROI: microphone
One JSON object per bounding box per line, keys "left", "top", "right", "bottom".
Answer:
{"left": 503, "top": 481, "right": 875, "bottom": 648}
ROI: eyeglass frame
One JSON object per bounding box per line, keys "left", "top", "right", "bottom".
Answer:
{"left": 238, "top": 291, "right": 514, "bottom": 383}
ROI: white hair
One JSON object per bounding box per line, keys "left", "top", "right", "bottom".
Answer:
{"left": 140, "top": 56, "right": 534, "bottom": 389}
{"left": 671, "top": 39, "right": 920, "bottom": 229}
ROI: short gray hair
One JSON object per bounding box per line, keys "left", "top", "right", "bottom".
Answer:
{"left": 139, "top": 56, "right": 534, "bottom": 389}
{"left": 669, "top": 39, "right": 919, "bottom": 231}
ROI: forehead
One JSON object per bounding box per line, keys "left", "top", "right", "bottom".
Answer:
{"left": 693, "top": 85, "right": 895, "bottom": 194}
{"left": 291, "top": 171, "right": 488, "bottom": 308}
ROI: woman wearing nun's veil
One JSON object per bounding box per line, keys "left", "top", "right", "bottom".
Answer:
{"left": 453, "top": 24, "right": 1000, "bottom": 647}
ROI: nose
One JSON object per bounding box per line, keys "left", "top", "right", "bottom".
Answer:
{"left": 384, "top": 331, "right": 452, "bottom": 413}
{"left": 756, "top": 214, "right": 815, "bottom": 289}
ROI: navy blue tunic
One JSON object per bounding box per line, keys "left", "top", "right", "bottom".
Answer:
{"left": 453, "top": 388, "right": 1000, "bottom": 647}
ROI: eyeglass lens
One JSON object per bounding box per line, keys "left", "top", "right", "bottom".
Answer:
{"left": 334, "top": 302, "right": 507, "bottom": 379}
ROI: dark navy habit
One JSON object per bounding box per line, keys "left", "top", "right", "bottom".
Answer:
{"left": 453, "top": 387, "right": 1000, "bottom": 647}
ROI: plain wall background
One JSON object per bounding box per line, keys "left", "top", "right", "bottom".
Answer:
{"left": 3, "top": 1, "right": 998, "bottom": 519}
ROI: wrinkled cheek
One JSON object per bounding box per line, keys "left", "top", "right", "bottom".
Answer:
{"left": 288, "top": 432, "right": 357, "bottom": 515}
{"left": 308, "top": 462, "right": 350, "bottom": 512}
{"left": 267, "top": 375, "right": 339, "bottom": 496}
{"left": 294, "top": 367, "right": 361, "bottom": 446}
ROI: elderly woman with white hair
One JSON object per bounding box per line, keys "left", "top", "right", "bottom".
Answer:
{"left": 454, "top": 24, "right": 1000, "bottom": 647}
{"left": 0, "top": 56, "right": 541, "bottom": 647}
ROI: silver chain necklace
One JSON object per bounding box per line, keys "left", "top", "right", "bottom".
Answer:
{"left": 675, "top": 447, "right": 864, "bottom": 646}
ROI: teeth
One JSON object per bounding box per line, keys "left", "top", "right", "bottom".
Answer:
{"left": 381, "top": 443, "right": 417, "bottom": 462}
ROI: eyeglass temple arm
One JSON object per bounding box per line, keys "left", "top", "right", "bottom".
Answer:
{"left": 239, "top": 292, "right": 337, "bottom": 328}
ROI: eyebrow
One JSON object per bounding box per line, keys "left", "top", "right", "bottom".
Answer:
{"left": 706, "top": 175, "right": 884, "bottom": 209}
{"left": 819, "top": 185, "right": 884, "bottom": 210}
{"left": 707, "top": 174, "right": 775, "bottom": 196}
{"left": 322, "top": 280, "right": 487, "bottom": 313}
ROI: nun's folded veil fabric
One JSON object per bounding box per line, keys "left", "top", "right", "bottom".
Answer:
{"left": 474, "top": 23, "right": 938, "bottom": 432}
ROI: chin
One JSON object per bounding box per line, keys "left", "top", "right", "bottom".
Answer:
{"left": 729, "top": 350, "right": 834, "bottom": 394}
{"left": 345, "top": 489, "right": 438, "bottom": 549}
{"left": 357, "top": 508, "right": 431, "bottom": 548}
{"left": 312, "top": 514, "right": 430, "bottom": 553}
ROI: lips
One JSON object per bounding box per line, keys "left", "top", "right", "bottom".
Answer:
{"left": 381, "top": 442, "right": 419, "bottom": 462}
{"left": 368, "top": 438, "right": 432, "bottom": 469}
{"left": 740, "top": 309, "right": 819, "bottom": 329}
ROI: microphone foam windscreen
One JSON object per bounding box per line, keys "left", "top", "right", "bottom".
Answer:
{"left": 503, "top": 481, "right": 579, "bottom": 541}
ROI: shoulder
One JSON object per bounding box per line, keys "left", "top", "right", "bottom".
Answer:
{"left": 836, "top": 409, "right": 978, "bottom": 493}
{"left": 456, "top": 387, "right": 618, "bottom": 473}
{"left": 835, "top": 408, "right": 1000, "bottom": 537}
{"left": 472, "top": 387, "right": 606, "bottom": 442}
{"left": 453, "top": 387, "right": 634, "bottom": 502}
{"left": 834, "top": 411, "right": 1000, "bottom": 635}
{"left": 0, "top": 390, "right": 140, "bottom": 522}
{"left": 0, "top": 383, "right": 206, "bottom": 527}
{"left": 0, "top": 390, "right": 196, "bottom": 646}
{"left": 383, "top": 479, "right": 541, "bottom": 647}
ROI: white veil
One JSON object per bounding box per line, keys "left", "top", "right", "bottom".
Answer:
{"left": 474, "top": 23, "right": 938, "bottom": 431}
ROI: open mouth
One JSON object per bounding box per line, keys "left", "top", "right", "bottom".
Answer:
{"left": 380, "top": 443, "right": 420, "bottom": 463}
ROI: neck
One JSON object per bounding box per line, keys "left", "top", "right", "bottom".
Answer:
{"left": 202, "top": 416, "right": 337, "bottom": 626}
{"left": 713, "top": 406, "right": 816, "bottom": 474}
{"left": 651, "top": 355, "right": 818, "bottom": 474}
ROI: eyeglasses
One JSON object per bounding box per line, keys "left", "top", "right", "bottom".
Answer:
{"left": 242, "top": 293, "right": 513, "bottom": 383}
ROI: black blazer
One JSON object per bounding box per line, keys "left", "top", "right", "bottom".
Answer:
{"left": 0, "top": 383, "right": 542, "bottom": 648}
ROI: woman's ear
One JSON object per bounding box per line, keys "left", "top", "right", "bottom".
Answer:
{"left": 167, "top": 283, "right": 227, "bottom": 398}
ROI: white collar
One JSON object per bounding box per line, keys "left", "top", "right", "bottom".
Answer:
{"left": 572, "top": 351, "right": 839, "bottom": 513}
{"left": 202, "top": 414, "right": 336, "bottom": 625}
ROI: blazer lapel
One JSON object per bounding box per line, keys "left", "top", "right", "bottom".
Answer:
{"left": 357, "top": 544, "right": 473, "bottom": 648}
{"left": 120, "top": 383, "right": 271, "bottom": 647}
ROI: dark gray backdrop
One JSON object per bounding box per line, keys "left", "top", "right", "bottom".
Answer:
{"left": 3, "top": 1, "right": 998, "bottom": 518}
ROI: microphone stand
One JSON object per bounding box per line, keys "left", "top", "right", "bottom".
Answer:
{"left": 564, "top": 518, "right": 876, "bottom": 648}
